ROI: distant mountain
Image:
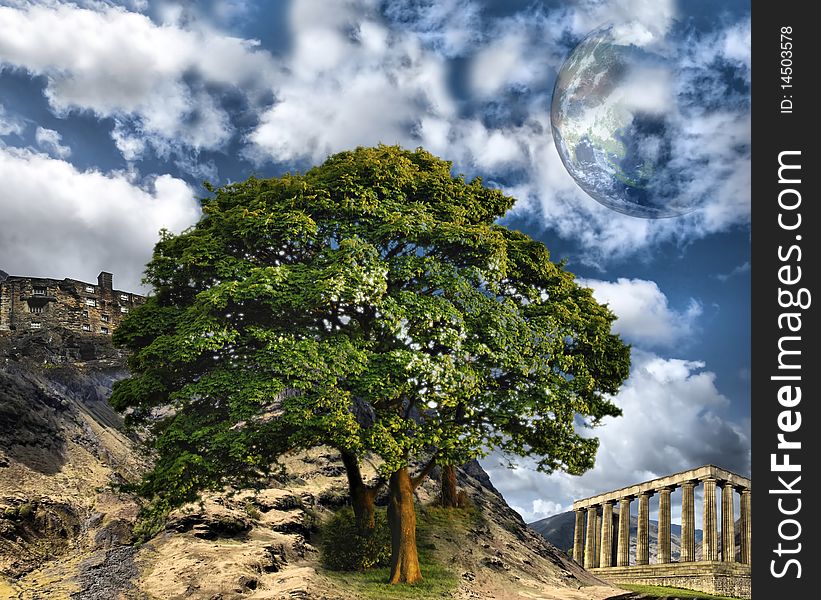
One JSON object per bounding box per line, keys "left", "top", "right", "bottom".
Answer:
{"left": 529, "top": 511, "right": 577, "bottom": 556}
{"left": 529, "top": 511, "right": 707, "bottom": 564}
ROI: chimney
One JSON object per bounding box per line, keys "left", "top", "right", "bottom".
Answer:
{"left": 98, "top": 271, "right": 113, "bottom": 290}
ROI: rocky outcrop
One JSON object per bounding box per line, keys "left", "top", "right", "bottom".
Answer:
{"left": 0, "top": 329, "right": 142, "bottom": 590}
{"left": 1, "top": 330, "right": 625, "bottom": 599}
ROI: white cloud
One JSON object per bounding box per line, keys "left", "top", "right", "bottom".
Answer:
{"left": 470, "top": 32, "right": 541, "bottom": 98}
{"left": 0, "top": 104, "right": 26, "bottom": 138}
{"left": 481, "top": 349, "right": 750, "bottom": 523}
{"left": 575, "top": 0, "right": 678, "bottom": 44}
{"left": 511, "top": 498, "right": 567, "bottom": 523}
{"left": 579, "top": 278, "right": 702, "bottom": 348}
{"left": 0, "top": 2, "right": 277, "bottom": 164}
{"left": 34, "top": 126, "right": 71, "bottom": 158}
{"left": 247, "top": 0, "right": 454, "bottom": 165}
{"left": 715, "top": 261, "right": 750, "bottom": 282}
{"left": 383, "top": 0, "right": 484, "bottom": 57}
{"left": 0, "top": 2, "right": 749, "bottom": 265}
{"left": 0, "top": 146, "right": 199, "bottom": 292}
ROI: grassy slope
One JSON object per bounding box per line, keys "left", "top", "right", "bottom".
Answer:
{"left": 320, "top": 505, "right": 477, "bottom": 599}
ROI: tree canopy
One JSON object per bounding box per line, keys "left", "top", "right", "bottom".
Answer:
{"left": 111, "top": 145, "right": 630, "bottom": 582}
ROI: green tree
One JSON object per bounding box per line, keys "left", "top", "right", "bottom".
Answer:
{"left": 111, "top": 145, "right": 629, "bottom": 584}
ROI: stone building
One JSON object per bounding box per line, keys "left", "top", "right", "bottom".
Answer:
{"left": 0, "top": 270, "right": 144, "bottom": 336}
{"left": 571, "top": 464, "right": 751, "bottom": 599}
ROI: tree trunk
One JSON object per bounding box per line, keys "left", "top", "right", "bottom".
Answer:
{"left": 440, "top": 464, "right": 458, "bottom": 508}
{"left": 340, "top": 450, "right": 376, "bottom": 533}
{"left": 387, "top": 467, "right": 423, "bottom": 584}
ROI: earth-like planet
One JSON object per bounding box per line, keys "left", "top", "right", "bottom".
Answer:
{"left": 551, "top": 24, "right": 698, "bottom": 218}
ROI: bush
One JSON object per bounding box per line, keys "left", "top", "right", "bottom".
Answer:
{"left": 244, "top": 501, "right": 262, "bottom": 520}
{"left": 17, "top": 503, "right": 34, "bottom": 519}
{"left": 132, "top": 500, "right": 171, "bottom": 544}
{"left": 320, "top": 507, "right": 391, "bottom": 571}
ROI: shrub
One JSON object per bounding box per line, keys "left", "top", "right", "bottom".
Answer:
{"left": 132, "top": 500, "right": 171, "bottom": 544}
{"left": 320, "top": 507, "right": 390, "bottom": 571}
{"left": 17, "top": 503, "right": 34, "bottom": 519}
{"left": 244, "top": 501, "right": 262, "bottom": 520}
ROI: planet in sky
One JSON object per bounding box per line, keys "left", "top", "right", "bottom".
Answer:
{"left": 551, "top": 24, "right": 700, "bottom": 219}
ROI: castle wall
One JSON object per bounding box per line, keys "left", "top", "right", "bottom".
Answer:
{"left": 0, "top": 273, "right": 144, "bottom": 335}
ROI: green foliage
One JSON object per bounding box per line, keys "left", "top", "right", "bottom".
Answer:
{"left": 17, "top": 503, "right": 33, "bottom": 519}
{"left": 111, "top": 144, "right": 630, "bottom": 511}
{"left": 323, "top": 503, "right": 463, "bottom": 597}
{"left": 244, "top": 500, "right": 261, "bottom": 520}
{"left": 320, "top": 507, "right": 391, "bottom": 571}
{"left": 1, "top": 503, "right": 35, "bottom": 520}
{"left": 131, "top": 499, "right": 172, "bottom": 544}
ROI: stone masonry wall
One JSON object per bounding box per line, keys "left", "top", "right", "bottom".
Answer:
{"left": 0, "top": 273, "right": 144, "bottom": 336}
{"left": 591, "top": 561, "right": 751, "bottom": 599}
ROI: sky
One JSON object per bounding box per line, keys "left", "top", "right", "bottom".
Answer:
{"left": 0, "top": 0, "right": 750, "bottom": 524}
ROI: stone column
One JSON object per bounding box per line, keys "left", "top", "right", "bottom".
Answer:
{"left": 681, "top": 481, "right": 696, "bottom": 562}
{"left": 721, "top": 483, "right": 736, "bottom": 562}
{"left": 702, "top": 477, "right": 719, "bottom": 561}
{"left": 657, "top": 487, "right": 672, "bottom": 564}
{"left": 637, "top": 492, "right": 651, "bottom": 565}
{"left": 616, "top": 497, "right": 632, "bottom": 566}
{"left": 740, "top": 488, "right": 752, "bottom": 564}
{"left": 600, "top": 501, "right": 614, "bottom": 567}
{"left": 573, "top": 509, "right": 585, "bottom": 564}
{"left": 584, "top": 506, "right": 597, "bottom": 569}
{"left": 591, "top": 509, "right": 600, "bottom": 568}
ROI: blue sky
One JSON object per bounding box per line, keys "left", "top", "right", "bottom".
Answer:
{"left": 0, "top": 0, "right": 750, "bottom": 523}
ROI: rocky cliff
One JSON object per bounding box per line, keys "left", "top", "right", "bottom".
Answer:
{"left": 0, "top": 330, "right": 626, "bottom": 600}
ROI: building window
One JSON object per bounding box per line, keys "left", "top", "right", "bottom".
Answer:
{"left": 82, "top": 310, "right": 89, "bottom": 318}
{"left": 120, "top": 294, "right": 129, "bottom": 301}
{"left": 33, "top": 286, "right": 46, "bottom": 296}
{"left": 85, "top": 298, "right": 97, "bottom": 307}
{"left": 31, "top": 322, "right": 41, "bottom": 329}
{"left": 82, "top": 324, "right": 91, "bottom": 332}
{"left": 29, "top": 305, "right": 44, "bottom": 314}
{"left": 100, "top": 326, "right": 110, "bottom": 335}
{"left": 85, "top": 286, "right": 95, "bottom": 293}
{"left": 101, "top": 314, "right": 110, "bottom": 323}
{"left": 120, "top": 306, "right": 129, "bottom": 314}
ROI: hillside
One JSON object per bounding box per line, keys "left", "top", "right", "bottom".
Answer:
{"left": 0, "top": 330, "right": 628, "bottom": 599}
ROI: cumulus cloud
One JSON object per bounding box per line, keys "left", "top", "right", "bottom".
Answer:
{"left": 264, "top": 0, "right": 747, "bottom": 265}
{"left": 509, "top": 498, "right": 567, "bottom": 523}
{"left": 579, "top": 278, "right": 702, "bottom": 348}
{"left": 0, "top": 1, "right": 749, "bottom": 264}
{"left": 246, "top": 0, "right": 454, "bottom": 165}
{"left": 0, "top": 146, "right": 200, "bottom": 291}
{"left": 0, "top": 2, "right": 277, "bottom": 168}
{"left": 481, "top": 349, "right": 750, "bottom": 522}
{"left": 34, "top": 126, "right": 71, "bottom": 158}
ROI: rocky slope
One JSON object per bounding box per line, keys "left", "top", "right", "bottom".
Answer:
{"left": 0, "top": 330, "right": 628, "bottom": 599}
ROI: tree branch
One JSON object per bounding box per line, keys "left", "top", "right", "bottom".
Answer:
{"left": 411, "top": 453, "right": 438, "bottom": 490}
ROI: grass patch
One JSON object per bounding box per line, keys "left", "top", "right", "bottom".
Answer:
{"left": 320, "top": 504, "right": 474, "bottom": 598}
{"left": 621, "top": 584, "right": 742, "bottom": 599}
{"left": 324, "top": 557, "right": 457, "bottom": 599}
